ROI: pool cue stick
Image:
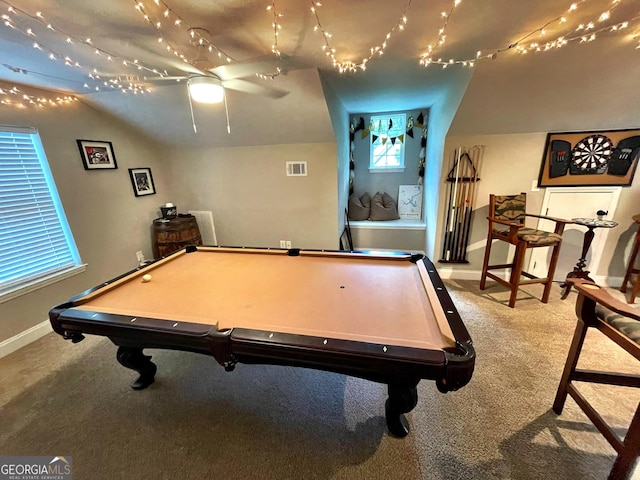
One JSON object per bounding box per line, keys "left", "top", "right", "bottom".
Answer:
{"left": 455, "top": 151, "right": 471, "bottom": 260}
{"left": 464, "top": 148, "right": 479, "bottom": 259}
{"left": 443, "top": 150, "right": 454, "bottom": 261}
{"left": 451, "top": 151, "right": 464, "bottom": 260}
{"left": 451, "top": 153, "right": 465, "bottom": 261}
{"left": 448, "top": 148, "right": 463, "bottom": 260}
{"left": 461, "top": 147, "right": 482, "bottom": 259}
{"left": 460, "top": 149, "right": 478, "bottom": 260}
{"left": 444, "top": 149, "right": 459, "bottom": 260}
{"left": 442, "top": 149, "right": 456, "bottom": 260}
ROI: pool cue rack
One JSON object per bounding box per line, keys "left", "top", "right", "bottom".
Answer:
{"left": 440, "top": 148, "right": 482, "bottom": 264}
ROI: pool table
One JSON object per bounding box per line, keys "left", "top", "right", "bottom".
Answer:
{"left": 49, "top": 246, "right": 475, "bottom": 437}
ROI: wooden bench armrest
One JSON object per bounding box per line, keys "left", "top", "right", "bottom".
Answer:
{"left": 486, "top": 216, "right": 522, "bottom": 243}
{"left": 572, "top": 279, "right": 640, "bottom": 322}
{"left": 525, "top": 213, "right": 573, "bottom": 234}
{"left": 525, "top": 213, "right": 573, "bottom": 225}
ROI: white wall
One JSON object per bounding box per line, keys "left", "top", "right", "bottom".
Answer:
{"left": 166, "top": 143, "right": 338, "bottom": 250}
{"left": 0, "top": 82, "right": 170, "bottom": 343}
{"left": 439, "top": 132, "right": 640, "bottom": 280}
{"left": 442, "top": 37, "right": 640, "bottom": 280}
{"left": 319, "top": 75, "right": 350, "bottom": 237}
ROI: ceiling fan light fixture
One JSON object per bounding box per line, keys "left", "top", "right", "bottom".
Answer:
{"left": 187, "top": 76, "right": 224, "bottom": 103}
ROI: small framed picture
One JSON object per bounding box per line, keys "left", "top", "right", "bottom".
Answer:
{"left": 128, "top": 168, "right": 156, "bottom": 196}
{"left": 77, "top": 139, "right": 117, "bottom": 170}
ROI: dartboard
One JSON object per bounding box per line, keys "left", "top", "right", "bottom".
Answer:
{"left": 571, "top": 134, "right": 614, "bottom": 172}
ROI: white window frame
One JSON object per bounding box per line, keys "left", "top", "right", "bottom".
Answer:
{"left": 369, "top": 114, "right": 406, "bottom": 172}
{"left": 0, "top": 125, "right": 85, "bottom": 303}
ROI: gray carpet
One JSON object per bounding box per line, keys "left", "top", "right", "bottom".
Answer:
{"left": 1, "top": 281, "right": 638, "bottom": 479}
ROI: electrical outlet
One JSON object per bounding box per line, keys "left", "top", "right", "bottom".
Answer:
{"left": 279, "top": 240, "right": 286, "bottom": 248}
{"left": 531, "top": 180, "right": 539, "bottom": 192}
{"left": 136, "top": 251, "right": 145, "bottom": 264}
{"left": 285, "top": 240, "right": 292, "bottom": 249}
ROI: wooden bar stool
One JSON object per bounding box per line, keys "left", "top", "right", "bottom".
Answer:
{"left": 621, "top": 214, "right": 640, "bottom": 304}
{"left": 553, "top": 279, "right": 640, "bottom": 479}
{"left": 480, "top": 193, "right": 571, "bottom": 308}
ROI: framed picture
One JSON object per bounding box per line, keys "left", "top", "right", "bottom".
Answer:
{"left": 538, "top": 128, "right": 640, "bottom": 187}
{"left": 398, "top": 185, "right": 423, "bottom": 219}
{"left": 128, "top": 168, "right": 156, "bottom": 196}
{"left": 76, "top": 139, "right": 117, "bottom": 170}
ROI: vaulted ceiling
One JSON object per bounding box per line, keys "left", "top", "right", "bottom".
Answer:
{"left": 1, "top": 0, "right": 638, "bottom": 147}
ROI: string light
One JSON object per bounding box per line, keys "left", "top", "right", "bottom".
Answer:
{"left": 420, "top": 0, "right": 638, "bottom": 68}
{"left": 134, "top": 0, "right": 286, "bottom": 80}
{"left": 133, "top": 0, "right": 236, "bottom": 69}
{"left": 0, "top": 85, "right": 78, "bottom": 109}
{"left": 310, "top": 0, "right": 412, "bottom": 73}
{"left": 1, "top": 0, "right": 638, "bottom": 101}
{"left": 267, "top": 2, "right": 283, "bottom": 57}
{"left": 0, "top": 0, "right": 155, "bottom": 94}
{"left": 256, "top": 2, "right": 285, "bottom": 80}
{"left": 419, "top": 0, "right": 463, "bottom": 68}
{"left": 512, "top": 0, "right": 630, "bottom": 55}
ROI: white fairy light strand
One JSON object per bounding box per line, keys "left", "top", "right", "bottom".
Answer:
{"left": 420, "top": 0, "right": 637, "bottom": 68}
{"left": 310, "top": 0, "right": 412, "bottom": 73}
{"left": 0, "top": 85, "right": 78, "bottom": 109}
{"left": 134, "top": 0, "right": 284, "bottom": 79}
{"left": 133, "top": 0, "right": 237, "bottom": 68}
{"left": 267, "top": 2, "right": 283, "bottom": 57}
{"left": 513, "top": 0, "right": 634, "bottom": 54}
{"left": 0, "top": 0, "right": 153, "bottom": 94}
{"left": 419, "top": 0, "right": 463, "bottom": 67}
{"left": 256, "top": 2, "right": 284, "bottom": 80}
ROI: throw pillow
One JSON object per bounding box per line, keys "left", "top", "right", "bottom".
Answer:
{"left": 369, "top": 192, "right": 400, "bottom": 221}
{"left": 348, "top": 192, "right": 371, "bottom": 221}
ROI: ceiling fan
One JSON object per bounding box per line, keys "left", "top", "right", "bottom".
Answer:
{"left": 140, "top": 28, "right": 301, "bottom": 133}
{"left": 148, "top": 55, "right": 294, "bottom": 102}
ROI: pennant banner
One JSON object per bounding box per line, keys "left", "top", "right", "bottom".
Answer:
{"left": 370, "top": 134, "right": 405, "bottom": 145}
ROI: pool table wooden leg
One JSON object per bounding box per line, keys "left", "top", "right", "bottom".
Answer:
{"left": 385, "top": 380, "right": 419, "bottom": 437}
{"left": 116, "top": 346, "right": 157, "bottom": 390}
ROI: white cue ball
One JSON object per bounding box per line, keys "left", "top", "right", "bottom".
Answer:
{"left": 142, "top": 274, "right": 152, "bottom": 282}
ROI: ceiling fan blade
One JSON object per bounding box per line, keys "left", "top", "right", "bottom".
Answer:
{"left": 143, "top": 76, "right": 189, "bottom": 84}
{"left": 210, "top": 54, "right": 305, "bottom": 80}
{"left": 221, "top": 78, "right": 288, "bottom": 99}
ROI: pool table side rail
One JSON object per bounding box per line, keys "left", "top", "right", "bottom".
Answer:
{"left": 48, "top": 247, "right": 475, "bottom": 391}
{"left": 59, "top": 246, "right": 422, "bottom": 306}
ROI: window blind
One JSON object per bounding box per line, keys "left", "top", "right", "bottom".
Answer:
{"left": 0, "top": 126, "right": 81, "bottom": 295}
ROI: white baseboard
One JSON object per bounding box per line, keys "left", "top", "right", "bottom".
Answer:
{"left": 437, "top": 267, "right": 480, "bottom": 281}
{"left": 0, "top": 320, "right": 52, "bottom": 360}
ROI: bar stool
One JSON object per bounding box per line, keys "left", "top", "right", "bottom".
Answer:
{"left": 621, "top": 213, "right": 640, "bottom": 304}
{"left": 479, "top": 192, "right": 571, "bottom": 308}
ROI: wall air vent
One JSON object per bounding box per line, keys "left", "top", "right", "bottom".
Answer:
{"left": 286, "top": 161, "right": 307, "bottom": 177}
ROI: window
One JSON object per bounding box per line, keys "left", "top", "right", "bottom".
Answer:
{"left": 369, "top": 114, "right": 406, "bottom": 171}
{"left": 0, "top": 126, "right": 83, "bottom": 302}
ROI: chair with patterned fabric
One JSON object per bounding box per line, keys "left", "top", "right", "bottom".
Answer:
{"left": 553, "top": 279, "right": 640, "bottom": 480}
{"left": 480, "top": 192, "right": 571, "bottom": 308}
{"left": 621, "top": 213, "right": 640, "bottom": 304}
